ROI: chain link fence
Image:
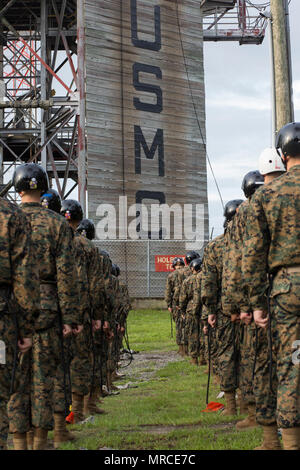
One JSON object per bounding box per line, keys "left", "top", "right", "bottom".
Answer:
{"left": 94, "top": 240, "right": 206, "bottom": 298}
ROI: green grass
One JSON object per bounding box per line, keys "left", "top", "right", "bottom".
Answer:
{"left": 59, "top": 310, "right": 263, "bottom": 450}
{"left": 126, "top": 310, "right": 175, "bottom": 352}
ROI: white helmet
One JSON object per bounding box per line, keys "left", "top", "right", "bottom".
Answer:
{"left": 258, "top": 147, "right": 286, "bottom": 175}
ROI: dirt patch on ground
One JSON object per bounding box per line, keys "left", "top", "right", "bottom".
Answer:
{"left": 136, "top": 422, "right": 203, "bottom": 435}
{"left": 209, "top": 422, "right": 236, "bottom": 430}
{"left": 118, "top": 350, "right": 183, "bottom": 384}
{"left": 124, "top": 422, "right": 235, "bottom": 437}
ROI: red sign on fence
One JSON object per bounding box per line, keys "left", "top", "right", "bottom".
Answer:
{"left": 155, "top": 255, "right": 185, "bottom": 272}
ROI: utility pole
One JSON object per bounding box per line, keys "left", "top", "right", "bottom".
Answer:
{"left": 270, "top": 0, "right": 294, "bottom": 134}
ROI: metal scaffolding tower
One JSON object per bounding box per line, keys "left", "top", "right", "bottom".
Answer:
{"left": 0, "top": 1, "right": 268, "bottom": 208}
{"left": 0, "top": 0, "right": 85, "bottom": 209}
{"left": 202, "top": 0, "right": 268, "bottom": 44}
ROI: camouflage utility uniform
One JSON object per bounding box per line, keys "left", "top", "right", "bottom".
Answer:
{"left": 193, "top": 271, "right": 206, "bottom": 363}
{"left": 116, "top": 282, "right": 131, "bottom": 361}
{"left": 72, "top": 234, "right": 106, "bottom": 398}
{"left": 178, "top": 273, "right": 201, "bottom": 360}
{"left": 164, "top": 270, "right": 177, "bottom": 315}
{"left": 174, "top": 266, "right": 192, "bottom": 351}
{"left": 0, "top": 200, "right": 39, "bottom": 449}
{"left": 201, "top": 234, "right": 225, "bottom": 377}
{"left": 53, "top": 230, "right": 91, "bottom": 417}
{"left": 8, "top": 203, "right": 80, "bottom": 433}
{"left": 105, "top": 273, "right": 120, "bottom": 388}
{"left": 93, "top": 250, "right": 112, "bottom": 393}
{"left": 219, "top": 221, "right": 240, "bottom": 393}
{"left": 165, "top": 269, "right": 178, "bottom": 341}
{"left": 243, "top": 165, "right": 300, "bottom": 430}
{"left": 225, "top": 201, "right": 256, "bottom": 407}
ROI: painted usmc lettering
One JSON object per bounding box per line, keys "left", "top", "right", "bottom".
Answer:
{"left": 131, "top": 0, "right": 165, "bottom": 237}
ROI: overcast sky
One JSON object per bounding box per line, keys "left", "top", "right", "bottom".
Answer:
{"left": 204, "top": 0, "right": 300, "bottom": 237}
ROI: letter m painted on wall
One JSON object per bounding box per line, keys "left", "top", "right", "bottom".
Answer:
{"left": 134, "top": 125, "right": 164, "bottom": 177}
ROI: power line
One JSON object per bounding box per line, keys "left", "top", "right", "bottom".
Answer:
{"left": 246, "top": 1, "right": 270, "bottom": 9}
{"left": 175, "top": 0, "right": 225, "bottom": 210}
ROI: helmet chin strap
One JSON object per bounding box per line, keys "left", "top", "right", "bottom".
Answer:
{"left": 277, "top": 147, "right": 287, "bottom": 169}
{"left": 282, "top": 154, "right": 288, "bottom": 170}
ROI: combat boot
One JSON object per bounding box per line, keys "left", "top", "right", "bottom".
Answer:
{"left": 190, "top": 357, "right": 198, "bottom": 366}
{"left": 198, "top": 352, "right": 207, "bottom": 366}
{"left": 221, "top": 391, "right": 237, "bottom": 416}
{"left": 12, "top": 432, "right": 27, "bottom": 450}
{"left": 53, "top": 412, "right": 76, "bottom": 449}
{"left": 111, "top": 371, "right": 125, "bottom": 381}
{"left": 107, "top": 372, "right": 119, "bottom": 391}
{"left": 238, "top": 393, "right": 248, "bottom": 415}
{"left": 26, "top": 429, "right": 34, "bottom": 450}
{"left": 33, "top": 428, "right": 48, "bottom": 450}
{"left": 71, "top": 393, "right": 84, "bottom": 423}
{"left": 84, "top": 393, "right": 107, "bottom": 416}
{"left": 236, "top": 404, "right": 257, "bottom": 430}
{"left": 254, "top": 425, "right": 282, "bottom": 450}
{"left": 110, "top": 370, "right": 122, "bottom": 385}
{"left": 281, "top": 427, "right": 300, "bottom": 450}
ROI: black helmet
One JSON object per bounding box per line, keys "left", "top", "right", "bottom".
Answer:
{"left": 224, "top": 199, "right": 243, "bottom": 222}
{"left": 241, "top": 171, "right": 264, "bottom": 198}
{"left": 172, "top": 257, "right": 184, "bottom": 268}
{"left": 60, "top": 199, "right": 83, "bottom": 222}
{"left": 185, "top": 251, "right": 200, "bottom": 265}
{"left": 111, "top": 264, "right": 118, "bottom": 277}
{"left": 276, "top": 122, "right": 300, "bottom": 158}
{"left": 99, "top": 249, "right": 110, "bottom": 258}
{"left": 190, "top": 257, "right": 202, "bottom": 272}
{"left": 40, "top": 189, "right": 61, "bottom": 214}
{"left": 77, "top": 218, "right": 95, "bottom": 240}
{"left": 13, "top": 163, "right": 49, "bottom": 193}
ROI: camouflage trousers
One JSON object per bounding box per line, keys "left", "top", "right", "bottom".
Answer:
{"left": 181, "top": 315, "right": 189, "bottom": 348}
{"left": 186, "top": 314, "right": 200, "bottom": 359}
{"left": 271, "top": 271, "right": 300, "bottom": 428}
{"left": 53, "top": 323, "right": 92, "bottom": 413}
{"left": 93, "top": 330, "right": 107, "bottom": 391}
{"left": 239, "top": 323, "right": 256, "bottom": 405}
{"left": 116, "top": 331, "right": 124, "bottom": 365}
{"left": 70, "top": 323, "right": 92, "bottom": 396}
{"left": 204, "top": 323, "right": 219, "bottom": 376}
{"left": 252, "top": 323, "right": 278, "bottom": 426}
{"left": 53, "top": 337, "right": 72, "bottom": 414}
{"left": 107, "top": 339, "right": 117, "bottom": 374}
{"left": 8, "top": 319, "right": 61, "bottom": 432}
{"left": 175, "top": 312, "right": 184, "bottom": 346}
{"left": 170, "top": 313, "right": 175, "bottom": 341}
{"left": 217, "top": 314, "right": 239, "bottom": 392}
{"left": 0, "top": 313, "right": 16, "bottom": 449}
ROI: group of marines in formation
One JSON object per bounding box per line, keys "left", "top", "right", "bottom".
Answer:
{"left": 165, "top": 122, "right": 300, "bottom": 451}
{"left": 0, "top": 162, "right": 131, "bottom": 451}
